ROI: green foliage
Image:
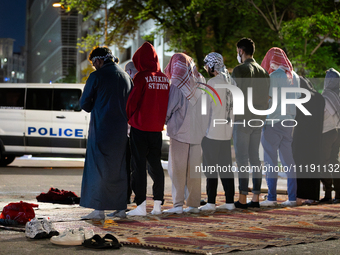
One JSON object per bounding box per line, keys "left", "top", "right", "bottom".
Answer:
{"left": 63, "top": 0, "right": 340, "bottom": 78}
{"left": 281, "top": 10, "right": 340, "bottom": 79}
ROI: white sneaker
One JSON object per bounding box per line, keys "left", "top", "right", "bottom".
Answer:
{"left": 81, "top": 210, "right": 105, "bottom": 220}
{"left": 107, "top": 210, "right": 126, "bottom": 218}
{"left": 281, "top": 200, "right": 297, "bottom": 207}
{"left": 216, "top": 203, "right": 235, "bottom": 210}
{"left": 25, "top": 218, "right": 48, "bottom": 239}
{"left": 199, "top": 203, "right": 216, "bottom": 211}
{"left": 163, "top": 206, "right": 183, "bottom": 214}
{"left": 39, "top": 218, "right": 59, "bottom": 237}
{"left": 151, "top": 200, "right": 162, "bottom": 215}
{"left": 260, "top": 200, "right": 277, "bottom": 207}
{"left": 50, "top": 228, "right": 85, "bottom": 246}
{"left": 127, "top": 201, "right": 147, "bottom": 216}
{"left": 184, "top": 207, "right": 200, "bottom": 213}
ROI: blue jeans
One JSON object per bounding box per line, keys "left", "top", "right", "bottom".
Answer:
{"left": 233, "top": 124, "right": 262, "bottom": 195}
{"left": 261, "top": 122, "right": 297, "bottom": 201}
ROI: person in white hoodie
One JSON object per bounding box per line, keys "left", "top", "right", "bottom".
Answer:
{"left": 198, "top": 52, "right": 236, "bottom": 211}
{"left": 163, "top": 53, "right": 210, "bottom": 214}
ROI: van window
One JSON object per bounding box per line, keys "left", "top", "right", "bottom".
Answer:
{"left": 0, "top": 88, "right": 25, "bottom": 109}
{"left": 26, "top": 88, "right": 52, "bottom": 110}
{"left": 53, "top": 89, "right": 81, "bottom": 111}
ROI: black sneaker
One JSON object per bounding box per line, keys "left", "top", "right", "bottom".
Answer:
{"left": 319, "top": 197, "right": 333, "bottom": 204}
{"left": 247, "top": 201, "right": 260, "bottom": 208}
{"left": 234, "top": 201, "right": 248, "bottom": 209}
{"left": 333, "top": 199, "right": 340, "bottom": 204}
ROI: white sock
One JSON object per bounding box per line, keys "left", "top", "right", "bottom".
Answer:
{"left": 151, "top": 200, "right": 162, "bottom": 215}
{"left": 127, "top": 201, "right": 147, "bottom": 216}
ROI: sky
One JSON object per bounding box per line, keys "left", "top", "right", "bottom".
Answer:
{"left": 0, "top": 0, "right": 27, "bottom": 53}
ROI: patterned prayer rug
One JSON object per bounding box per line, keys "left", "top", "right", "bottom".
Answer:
{"left": 88, "top": 193, "right": 340, "bottom": 254}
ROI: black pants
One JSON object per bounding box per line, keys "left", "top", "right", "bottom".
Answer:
{"left": 320, "top": 129, "right": 340, "bottom": 199}
{"left": 126, "top": 137, "right": 132, "bottom": 203}
{"left": 130, "top": 127, "right": 164, "bottom": 205}
{"left": 201, "top": 137, "right": 235, "bottom": 204}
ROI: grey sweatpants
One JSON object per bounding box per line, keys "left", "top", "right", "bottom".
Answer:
{"left": 168, "top": 138, "right": 202, "bottom": 208}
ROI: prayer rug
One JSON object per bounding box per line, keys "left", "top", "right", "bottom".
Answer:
{"left": 89, "top": 193, "right": 340, "bottom": 254}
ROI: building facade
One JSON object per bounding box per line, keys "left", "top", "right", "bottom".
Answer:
{"left": 0, "top": 38, "right": 26, "bottom": 83}
{"left": 26, "top": 0, "right": 78, "bottom": 83}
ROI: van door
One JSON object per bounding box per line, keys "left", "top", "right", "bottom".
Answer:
{"left": 25, "top": 88, "right": 53, "bottom": 154}
{"left": 0, "top": 87, "right": 25, "bottom": 154}
{"left": 51, "top": 87, "right": 88, "bottom": 156}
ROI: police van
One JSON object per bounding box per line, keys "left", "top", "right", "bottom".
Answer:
{"left": 0, "top": 83, "right": 169, "bottom": 167}
{"left": 0, "top": 83, "right": 89, "bottom": 166}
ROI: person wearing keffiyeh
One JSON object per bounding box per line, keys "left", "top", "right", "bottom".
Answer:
{"left": 320, "top": 68, "right": 340, "bottom": 204}
{"left": 163, "top": 53, "right": 210, "bottom": 214}
{"left": 260, "top": 47, "right": 300, "bottom": 207}
{"left": 198, "top": 52, "right": 236, "bottom": 212}
{"left": 79, "top": 46, "right": 132, "bottom": 219}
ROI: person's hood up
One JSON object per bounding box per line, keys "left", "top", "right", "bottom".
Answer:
{"left": 324, "top": 68, "right": 340, "bottom": 93}
{"left": 132, "top": 42, "right": 160, "bottom": 72}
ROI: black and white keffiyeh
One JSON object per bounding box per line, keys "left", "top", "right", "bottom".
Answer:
{"left": 203, "top": 52, "right": 234, "bottom": 121}
{"left": 91, "top": 53, "right": 116, "bottom": 62}
{"left": 203, "top": 52, "right": 231, "bottom": 84}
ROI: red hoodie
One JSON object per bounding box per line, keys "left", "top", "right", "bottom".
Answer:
{"left": 126, "top": 42, "right": 170, "bottom": 132}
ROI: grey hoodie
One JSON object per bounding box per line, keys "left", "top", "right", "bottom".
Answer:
{"left": 166, "top": 78, "right": 210, "bottom": 145}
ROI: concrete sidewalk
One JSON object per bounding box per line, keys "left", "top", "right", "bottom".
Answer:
{"left": 0, "top": 157, "right": 338, "bottom": 255}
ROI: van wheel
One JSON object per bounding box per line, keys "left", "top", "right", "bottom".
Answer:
{"left": 0, "top": 155, "right": 16, "bottom": 167}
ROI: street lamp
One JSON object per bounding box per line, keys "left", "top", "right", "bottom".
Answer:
{"left": 52, "top": 3, "right": 62, "bottom": 8}
{"left": 52, "top": 2, "right": 70, "bottom": 11}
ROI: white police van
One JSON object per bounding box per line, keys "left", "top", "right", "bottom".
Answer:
{"left": 0, "top": 83, "right": 89, "bottom": 166}
{"left": 0, "top": 83, "right": 169, "bottom": 167}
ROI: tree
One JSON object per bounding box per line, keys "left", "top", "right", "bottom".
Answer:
{"left": 63, "top": 0, "right": 255, "bottom": 70}
{"left": 62, "top": 0, "right": 140, "bottom": 52}
{"left": 281, "top": 11, "right": 340, "bottom": 78}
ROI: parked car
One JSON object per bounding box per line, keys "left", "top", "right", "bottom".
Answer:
{"left": 0, "top": 83, "right": 168, "bottom": 166}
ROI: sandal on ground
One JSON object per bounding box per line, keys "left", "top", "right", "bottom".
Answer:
{"left": 83, "top": 234, "right": 121, "bottom": 249}
{"left": 102, "top": 234, "right": 122, "bottom": 249}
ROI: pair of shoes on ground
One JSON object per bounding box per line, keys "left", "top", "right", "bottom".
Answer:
{"left": 199, "top": 203, "right": 235, "bottom": 211}
{"left": 83, "top": 233, "right": 122, "bottom": 249}
{"left": 50, "top": 227, "right": 95, "bottom": 246}
{"left": 127, "top": 200, "right": 163, "bottom": 216}
{"left": 25, "top": 218, "right": 59, "bottom": 239}
{"left": 81, "top": 210, "right": 105, "bottom": 220}
{"left": 260, "top": 200, "right": 296, "bottom": 207}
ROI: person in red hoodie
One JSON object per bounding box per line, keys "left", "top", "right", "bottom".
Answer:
{"left": 126, "top": 42, "right": 170, "bottom": 216}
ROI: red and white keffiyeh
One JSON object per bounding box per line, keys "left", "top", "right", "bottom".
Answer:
{"left": 164, "top": 53, "right": 204, "bottom": 105}
{"left": 261, "top": 47, "right": 293, "bottom": 83}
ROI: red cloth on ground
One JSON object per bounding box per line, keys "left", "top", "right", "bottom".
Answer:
{"left": 36, "top": 187, "right": 80, "bottom": 204}
{"left": 0, "top": 201, "right": 38, "bottom": 224}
